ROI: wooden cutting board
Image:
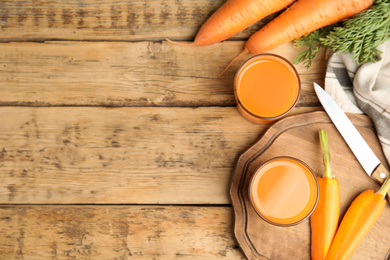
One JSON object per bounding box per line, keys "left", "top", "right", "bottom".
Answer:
{"left": 230, "top": 111, "right": 390, "bottom": 260}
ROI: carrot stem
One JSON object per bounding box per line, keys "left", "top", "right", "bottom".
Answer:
{"left": 377, "top": 175, "right": 390, "bottom": 198}
{"left": 319, "top": 130, "right": 333, "bottom": 179}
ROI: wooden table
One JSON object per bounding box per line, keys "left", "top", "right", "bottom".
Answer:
{"left": 0, "top": 1, "right": 328, "bottom": 259}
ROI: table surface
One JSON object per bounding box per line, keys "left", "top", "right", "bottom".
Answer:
{"left": 0, "top": 1, "right": 329, "bottom": 259}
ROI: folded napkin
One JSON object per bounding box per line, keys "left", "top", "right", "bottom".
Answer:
{"left": 324, "top": 40, "right": 390, "bottom": 164}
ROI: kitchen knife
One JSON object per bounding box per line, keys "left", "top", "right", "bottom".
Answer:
{"left": 314, "top": 82, "right": 390, "bottom": 201}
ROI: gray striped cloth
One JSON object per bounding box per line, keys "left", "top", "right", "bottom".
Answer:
{"left": 324, "top": 40, "right": 390, "bottom": 164}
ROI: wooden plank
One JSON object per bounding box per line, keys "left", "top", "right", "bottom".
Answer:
{"left": 0, "top": 205, "right": 245, "bottom": 259}
{"left": 0, "top": 0, "right": 280, "bottom": 42}
{"left": 0, "top": 106, "right": 270, "bottom": 204}
{"left": 0, "top": 41, "right": 327, "bottom": 107}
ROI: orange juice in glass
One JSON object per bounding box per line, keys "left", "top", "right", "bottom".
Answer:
{"left": 249, "top": 157, "right": 319, "bottom": 226}
{"left": 234, "top": 54, "right": 300, "bottom": 123}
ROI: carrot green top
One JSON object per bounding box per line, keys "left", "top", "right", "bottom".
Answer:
{"left": 319, "top": 130, "right": 333, "bottom": 179}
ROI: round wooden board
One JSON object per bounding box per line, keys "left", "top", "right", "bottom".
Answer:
{"left": 230, "top": 111, "right": 390, "bottom": 260}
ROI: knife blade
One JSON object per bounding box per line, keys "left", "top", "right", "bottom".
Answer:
{"left": 314, "top": 83, "right": 389, "bottom": 195}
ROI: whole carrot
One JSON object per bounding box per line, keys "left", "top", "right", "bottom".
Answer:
{"left": 311, "top": 130, "right": 340, "bottom": 260}
{"left": 325, "top": 175, "right": 390, "bottom": 260}
{"left": 167, "top": 0, "right": 295, "bottom": 46}
{"left": 220, "top": 0, "right": 374, "bottom": 75}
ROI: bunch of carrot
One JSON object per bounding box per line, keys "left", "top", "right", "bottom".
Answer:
{"left": 313, "top": 130, "right": 390, "bottom": 260}
{"left": 167, "top": 0, "right": 374, "bottom": 74}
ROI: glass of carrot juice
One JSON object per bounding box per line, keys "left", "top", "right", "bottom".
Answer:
{"left": 249, "top": 157, "right": 319, "bottom": 226}
{"left": 234, "top": 54, "right": 300, "bottom": 123}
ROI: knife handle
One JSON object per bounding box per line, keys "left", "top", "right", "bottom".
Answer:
{"left": 372, "top": 163, "right": 390, "bottom": 203}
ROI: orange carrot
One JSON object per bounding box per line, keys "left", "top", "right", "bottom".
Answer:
{"left": 311, "top": 130, "right": 340, "bottom": 260}
{"left": 166, "top": 0, "right": 295, "bottom": 46}
{"left": 220, "top": 0, "right": 374, "bottom": 75}
{"left": 325, "top": 176, "right": 390, "bottom": 260}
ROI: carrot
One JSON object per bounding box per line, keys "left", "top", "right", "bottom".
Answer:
{"left": 311, "top": 130, "right": 340, "bottom": 260}
{"left": 325, "top": 175, "right": 390, "bottom": 260}
{"left": 220, "top": 0, "right": 374, "bottom": 75}
{"left": 166, "top": 0, "right": 295, "bottom": 46}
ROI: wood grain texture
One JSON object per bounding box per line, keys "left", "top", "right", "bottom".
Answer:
{"left": 0, "top": 205, "right": 246, "bottom": 259}
{"left": 0, "top": 0, "right": 278, "bottom": 42}
{"left": 0, "top": 41, "right": 327, "bottom": 107}
{"left": 231, "top": 112, "right": 390, "bottom": 260}
{"left": 0, "top": 106, "right": 269, "bottom": 204}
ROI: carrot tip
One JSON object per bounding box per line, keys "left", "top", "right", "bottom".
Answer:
{"left": 165, "top": 38, "right": 195, "bottom": 46}
{"left": 218, "top": 48, "right": 249, "bottom": 78}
